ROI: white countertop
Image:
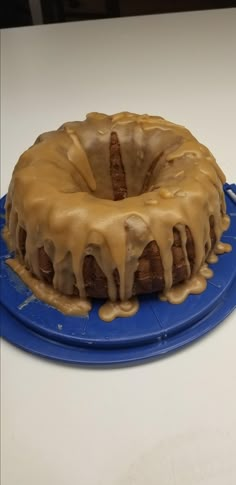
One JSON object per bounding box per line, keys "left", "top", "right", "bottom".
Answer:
{"left": 1, "top": 9, "right": 236, "bottom": 485}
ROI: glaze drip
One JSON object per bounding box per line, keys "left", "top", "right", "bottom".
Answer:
{"left": 98, "top": 298, "right": 139, "bottom": 322}
{"left": 6, "top": 259, "right": 91, "bottom": 316}
{"left": 5, "top": 112, "right": 231, "bottom": 321}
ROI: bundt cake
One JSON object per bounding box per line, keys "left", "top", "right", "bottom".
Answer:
{"left": 4, "top": 112, "right": 231, "bottom": 321}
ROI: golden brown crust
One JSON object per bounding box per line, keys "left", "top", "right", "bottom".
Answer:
{"left": 38, "top": 247, "right": 54, "bottom": 284}
{"left": 18, "top": 226, "right": 26, "bottom": 258}
{"left": 110, "top": 132, "right": 127, "bottom": 200}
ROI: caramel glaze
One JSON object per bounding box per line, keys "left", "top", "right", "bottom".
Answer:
{"left": 5, "top": 112, "right": 231, "bottom": 321}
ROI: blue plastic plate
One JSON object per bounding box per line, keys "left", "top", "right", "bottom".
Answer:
{"left": 1, "top": 185, "right": 236, "bottom": 366}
